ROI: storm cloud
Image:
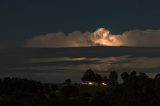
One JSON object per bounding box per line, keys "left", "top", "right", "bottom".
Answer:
{"left": 25, "top": 28, "right": 160, "bottom": 48}
{"left": 25, "top": 31, "right": 92, "bottom": 48}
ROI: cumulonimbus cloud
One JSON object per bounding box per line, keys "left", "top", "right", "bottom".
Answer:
{"left": 25, "top": 31, "right": 93, "bottom": 48}
{"left": 25, "top": 28, "right": 160, "bottom": 48}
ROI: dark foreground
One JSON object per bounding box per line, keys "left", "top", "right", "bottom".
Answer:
{"left": 0, "top": 70, "right": 160, "bottom": 106}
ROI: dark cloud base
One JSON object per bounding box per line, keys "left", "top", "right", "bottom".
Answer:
{"left": 1, "top": 46, "right": 160, "bottom": 58}
{"left": 0, "top": 46, "right": 160, "bottom": 83}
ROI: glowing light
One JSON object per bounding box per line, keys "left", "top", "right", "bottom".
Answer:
{"left": 91, "top": 28, "right": 124, "bottom": 46}
{"left": 102, "top": 82, "right": 107, "bottom": 86}
{"left": 88, "top": 82, "right": 93, "bottom": 85}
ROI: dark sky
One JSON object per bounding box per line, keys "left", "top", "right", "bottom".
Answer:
{"left": 0, "top": 0, "right": 160, "bottom": 46}
{"left": 1, "top": 47, "right": 160, "bottom": 82}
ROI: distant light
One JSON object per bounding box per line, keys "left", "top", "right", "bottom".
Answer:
{"left": 89, "top": 82, "right": 93, "bottom": 85}
{"left": 102, "top": 82, "right": 107, "bottom": 86}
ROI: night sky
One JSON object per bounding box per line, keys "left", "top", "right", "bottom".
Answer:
{"left": 0, "top": 0, "right": 160, "bottom": 47}
{"left": 0, "top": 0, "right": 160, "bottom": 82}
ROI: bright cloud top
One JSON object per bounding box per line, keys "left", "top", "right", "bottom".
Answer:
{"left": 25, "top": 28, "right": 160, "bottom": 48}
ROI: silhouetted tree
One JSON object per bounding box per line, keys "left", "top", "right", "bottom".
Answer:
{"left": 129, "top": 71, "right": 138, "bottom": 84}
{"left": 1, "top": 71, "right": 160, "bottom": 106}
{"left": 121, "top": 72, "right": 129, "bottom": 83}
{"left": 109, "top": 71, "right": 118, "bottom": 86}
{"left": 95, "top": 73, "right": 102, "bottom": 83}
{"left": 154, "top": 73, "right": 160, "bottom": 103}
{"left": 64, "top": 79, "right": 72, "bottom": 86}
{"left": 155, "top": 73, "right": 160, "bottom": 80}
{"left": 103, "top": 76, "right": 108, "bottom": 83}
{"left": 81, "top": 69, "right": 96, "bottom": 82}
{"left": 130, "top": 70, "right": 137, "bottom": 77}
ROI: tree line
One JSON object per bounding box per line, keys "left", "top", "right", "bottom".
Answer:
{"left": 0, "top": 70, "right": 159, "bottom": 106}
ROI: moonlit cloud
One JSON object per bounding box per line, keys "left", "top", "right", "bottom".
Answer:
{"left": 92, "top": 28, "right": 160, "bottom": 47}
{"left": 25, "top": 31, "right": 92, "bottom": 48}
{"left": 25, "top": 28, "right": 160, "bottom": 48}
{"left": 119, "top": 29, "right": 160, "bottom": 47}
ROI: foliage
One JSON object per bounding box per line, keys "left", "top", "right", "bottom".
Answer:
{"left": 0, "top": 70, "right": 160, "bottom": 106}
